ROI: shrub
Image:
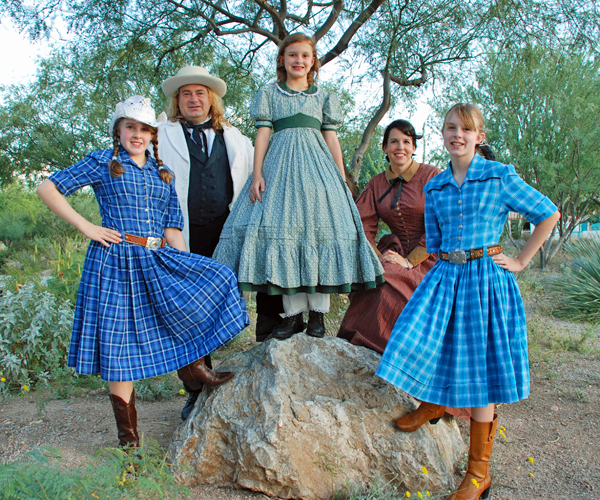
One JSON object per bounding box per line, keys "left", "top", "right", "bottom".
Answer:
{"left": 0, "top": 440, "right": 190, "bottom": 500}
{"left": 0, "top": 184, "right": 100, "bottom": 253}
{"left": 0, "top": 282, "right": 74, "bottom": 389}
{"left": 550, "top": 238, "right": 600, "bottom": 323}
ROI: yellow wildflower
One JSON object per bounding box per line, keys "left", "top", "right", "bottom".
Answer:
{"left": 528, "top": 457, "right": 534, "bottom": 463}
{"left": 471, "top": 478, "right": 480, "bottom": 488}
{"left": 406, "top": 492, "right": 411, "bottom": 498}
{"left": 179, "top": 388, "right": 186, "bottom": 395}
{"left": 22, "top": 385, "right": 30, "bottom": 392}
{"left": 421, "top": 466, "right": 428, "bottom": 475}
{"left": 529, "top": 472, "right": 534, "bottom": 478}
{"left": 418, "top": 493, "right": 424, "bottom": 499}
{"left": 0, "top": 378, "right": 5, "bottom": 382}
{"left": 426, "top": 492, "right": 431, "bottom": 497}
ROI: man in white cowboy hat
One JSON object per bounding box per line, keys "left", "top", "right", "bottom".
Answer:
{"left": 158, "top": 65, "right": 285, "bottom": 418}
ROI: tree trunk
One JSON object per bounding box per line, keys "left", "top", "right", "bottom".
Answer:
{"left": 350, "top": 72, "right": 391, "bottom": 184}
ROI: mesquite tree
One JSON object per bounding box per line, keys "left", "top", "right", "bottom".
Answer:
{"left": 2, "top": 0, "right": 599, "bottom": 184}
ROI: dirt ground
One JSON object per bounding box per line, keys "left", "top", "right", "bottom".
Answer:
{"left": 1, "top": 306, "right": 600, "bottom": 499}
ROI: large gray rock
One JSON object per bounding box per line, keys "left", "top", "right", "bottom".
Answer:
{"left": 169, "top": 334, "right": 464, "bottom": 499}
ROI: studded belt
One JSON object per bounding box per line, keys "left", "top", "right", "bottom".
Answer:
{"left": 439, "top": 245, "right": 503, "bottom": 265}
{"left": 124, "top": 233, "right": 165, "bottom": 250}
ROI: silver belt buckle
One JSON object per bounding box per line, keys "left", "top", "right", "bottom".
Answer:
{"left": 146, "top": 237, "right": 161, "bottom": 250}
{"left": 448, "top": 250, "right": 467, "bottom": 265}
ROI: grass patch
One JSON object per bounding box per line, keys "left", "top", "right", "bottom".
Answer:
{"left": 527, "top": 315, "right": 598, "bottom": 360}
{"left": 0, "top": 438, "right": 190, "bottom": 500}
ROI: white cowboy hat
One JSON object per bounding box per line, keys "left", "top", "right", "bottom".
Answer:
{"left": 109, "top": 95, "right": 167, "bottom": 135}
{"left": 161, "top": 66, "right": 227, "bottom": 98}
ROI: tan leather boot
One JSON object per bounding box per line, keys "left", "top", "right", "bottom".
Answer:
{"left": 109, "top": 390, "right": 140, "bottom": 448}
{"left": 177, "top": 356, "right": 234, "bottom": 391}
{"left": 447, "top": 414, "right": 498, "bottom": 500}
{"left": 395, "top": 402, "right": 446, "bottom": 431}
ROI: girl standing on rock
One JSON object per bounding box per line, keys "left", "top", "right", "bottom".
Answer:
{"left": 376, "top": 103, "right": 560, "bottom": 500}
{"left": 37, "top": 96, "right": 248, "bottom": 448}
{"left": 214, "top": 33, "right": 383, "bottom": 339}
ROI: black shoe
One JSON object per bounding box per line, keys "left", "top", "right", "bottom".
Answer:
{"left": 266, "top": 313, "right": 305, "bottom": 340}
{"left": 255, "top": 314, "right": 282, "bottom": 342}
{"left": 181, "top": 389, "right": 201, "bottom": 420}
{"left": 306, "top": 310, "right": 326, "bottom": 338}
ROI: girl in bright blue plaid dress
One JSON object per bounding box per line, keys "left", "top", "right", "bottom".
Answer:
{"left": 376, "top": 104, "right": 560, "bottom": 500}
{"left": 37, "top": 96, "right": 249, "bottom": 448}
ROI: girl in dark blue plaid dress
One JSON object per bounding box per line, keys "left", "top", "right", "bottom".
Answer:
{"left": 376, "top": 104, "right": 560, "bottom": 500}
{"left": 37, "top": 96, "right": 249, "bottom": 448}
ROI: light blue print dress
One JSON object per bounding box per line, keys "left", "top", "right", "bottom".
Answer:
{"left": 214, "top": 83, "right": 384, "bottom": 295}
{"left": 376, "top": 155, "right": 557, "bottom": 408}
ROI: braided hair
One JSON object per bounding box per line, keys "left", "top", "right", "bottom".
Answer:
{"left": 109, "top": 118, "right": 172, "bottom": 183}
{"left": 152, "top": 137, "right": 172, "bottom": 183}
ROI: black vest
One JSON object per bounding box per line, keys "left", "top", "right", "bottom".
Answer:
{"left": 184, "top": 125, "right": 233, "bottom": 225}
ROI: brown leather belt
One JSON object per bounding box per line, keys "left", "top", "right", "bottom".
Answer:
{"left": 439, "top": 245, "right": 503, "bottom": 265}
{"left": 124, "top": 233, "right": 165, "bottom": 250}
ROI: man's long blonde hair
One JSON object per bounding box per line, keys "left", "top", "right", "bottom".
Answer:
{"left": 167, "top": 85, "right": 230, "bottom": 132}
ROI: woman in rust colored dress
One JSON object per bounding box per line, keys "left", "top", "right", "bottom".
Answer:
{"left": 338, "top": 119, "right": 440, "bottom": 353}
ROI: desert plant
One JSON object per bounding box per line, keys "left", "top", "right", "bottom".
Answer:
{"left": 134, "top": 373, "right": 181, "bottom": 402}
{"left": 0, "top": 439, "right": 190, "bottom": 499}
{"left": 0, "top": 282, "right": 74, "bottom": 388}
{"left": 550, "top": 238, "right": 600, "bottom": 323}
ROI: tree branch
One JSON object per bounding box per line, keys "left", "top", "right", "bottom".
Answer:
{"left": 350, "top": 71, "right": 391, "bottom": 182}
{"left": 314, "top": 0, "right": 342, "bottom": 41}
{"left": 320, "top": 0, "right": 385, "bottom": 66}
{"left": 255, "top": 0, "right": 287, "bottom": 39}
{"left": 389, "top": 59, "right": 428, "bottom": 87}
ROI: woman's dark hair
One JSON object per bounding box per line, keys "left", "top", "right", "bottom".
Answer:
{"left": 477, "top": 142, "right": 496, "bottom": 161}
{"left": 382, "top": 119, "right": 423, "bottom": 149}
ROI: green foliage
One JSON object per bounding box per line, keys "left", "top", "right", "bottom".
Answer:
{"left": 134, "top": 373, "right": 181, "bottom": 402}
{"left": 44, "top": 238, "right": 88, "bottom": 303}
{"left": 0, "top": 38, "right": 260, "bottom": 185}
{"left": 550, "top": 238, "right": 600, "bottom": 323}
{"left": 5, "top": 0, "right": 596, "bottom": 186}
{"left": 0, "top": 440, "right": 190, "bottom": 500}
{"left": 0, "top": 184, "right": 100, "bottom": 251}
{"left": 432, "top": 42, "right": 600, "bottom": 266}
{"left": 0, "top": 282, "right": 74, "bottom": 388}
{"left": 338, "top": 475, "right": 442, "bottom": 499}
{"left": 0, "top": 184, "right": 98, "bottom": 302}
{"left": 314, "top": 451, "right": 347, "bottom": 499}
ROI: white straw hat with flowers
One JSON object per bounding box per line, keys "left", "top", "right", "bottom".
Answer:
{"left": 109, "top": 96, "right": 167, "bottom": 136}
{"left": 161, "top": 66, "right": 227, "bottom": 98}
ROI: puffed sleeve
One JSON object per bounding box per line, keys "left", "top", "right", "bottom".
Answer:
{"left": 424, "top": 189, "right": 442, "bottom": 254}
{"left": 355, "top": 180, "right": 380, "bottom": 251}
{"left": 321, "top": 91, "right": 343, "bottom": 131}
{"left": 501, "top": 165, "right": 558, "bottom": 224}
{"left": 164, "top": 170, "right": 185, "bottom": 230}
{"left": 48, "top": 152, "right": 105, "bottom": 196}
{"left": 249, "top": 87, "right": 273, "bottom": 129}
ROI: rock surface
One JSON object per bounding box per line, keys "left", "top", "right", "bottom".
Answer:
{"left": 169, "top": 335, "right": 465, "bottom": 499}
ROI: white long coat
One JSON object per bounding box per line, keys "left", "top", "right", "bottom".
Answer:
{"left": 158, "top": 120, "right": 254, "bottom": 248}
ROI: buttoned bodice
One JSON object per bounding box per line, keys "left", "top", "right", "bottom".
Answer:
{"left": 50, "top": 148, "right": 183, "bottom": 238}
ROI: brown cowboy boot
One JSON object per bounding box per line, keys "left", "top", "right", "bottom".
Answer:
{"left": 109, "top": 390, "right": 140, "bottom": 448}
{"left": 446, "top": 414, "right": 498, "bottom": 500}
{"left": 177, "top": 356, "right": 234, "bottom": 391}
{"left": 395, "top": 402, "right": 447, "bottom": 431}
